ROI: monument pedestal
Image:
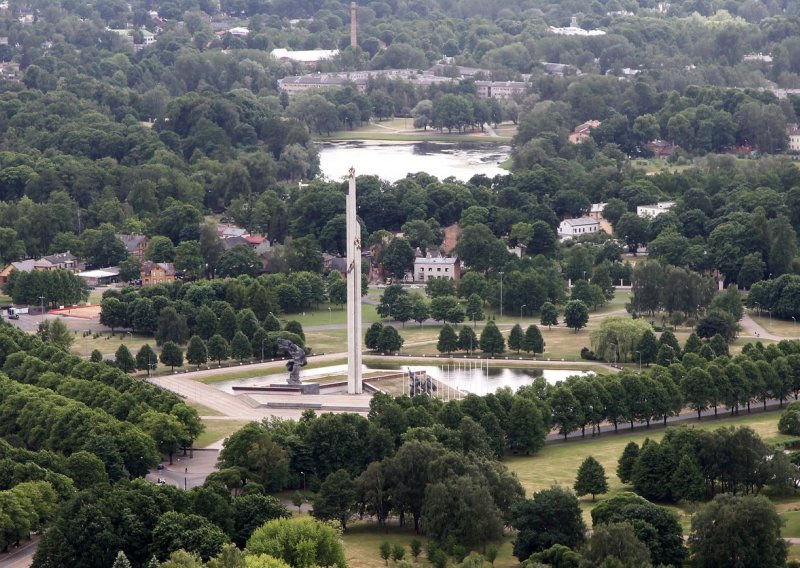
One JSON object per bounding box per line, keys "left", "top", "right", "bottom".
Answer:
{"left": 269, "top": 383, "right": 321, "bottom": 395}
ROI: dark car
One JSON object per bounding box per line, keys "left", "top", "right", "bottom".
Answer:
{"left": 157, "top": 463, "right": 165, "bottom": 470}
{"left": 8, "top": 314, "right": 19, "bottom": 320}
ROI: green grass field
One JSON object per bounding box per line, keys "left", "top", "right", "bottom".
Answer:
{"left": 317, "top": 118, "right": 515, "bottom": 144}
{"left": 71, "top": 331, "right": 152, "bottom": 358}
{"left": 194, "top": 419, "right": 250, "bottom": 448}
{"left": 750, "top": 313, "right": 800, "bottom": 338}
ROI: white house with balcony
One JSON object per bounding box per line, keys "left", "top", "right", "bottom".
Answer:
{"left": 414, "top": 256, "right": 460, "bottom": 283}
{"left": 637, "top": 201, "right": 675, "bottom": 218}
{"left": 558, "top": 217, "right": 601, "bottom": 241}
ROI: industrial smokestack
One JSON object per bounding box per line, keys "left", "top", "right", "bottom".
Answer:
{"left": 350, "top": 1, "right": 357, "bottom": 48}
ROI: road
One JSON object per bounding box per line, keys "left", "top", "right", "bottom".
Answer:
{"left": 0, "top": 536, "right": 39, "bottom": 568}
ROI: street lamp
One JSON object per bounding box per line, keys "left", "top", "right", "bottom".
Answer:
{"left": 300, "top": 471, "right": 306, "bottom": 491}
{"left": 261, "top": 338, "right": 267, "bottom": 362}
{"left": 636, "top": 350, "right": 642, "bottom": 371}
{"left": 768, "top": 308, "right": 772, "bottom": 323}
{"left": 499, "top": 272, "right": 505, "bottom": 319}
{"left": 793, "top": 316, "right": 797, "bottom": 327}
{"left": 471, "top": 312, "right": 476, "bottom": 329}
{"left": 39, "top": 296, "right": 45, "bottom": 326}
{"left": 520, "top": 304, "right": 526, "bottom": 320}
{"left": 754, "top": 301, "right": 760, "bottom": 315}
{"left": 328, "top": 307, "right": 332, "bottom": 324}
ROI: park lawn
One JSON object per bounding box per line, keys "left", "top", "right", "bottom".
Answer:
{"left": 187, "top": 402, "right": 223, "bottom": 416}
{"left": 277, "top": 303, "right": 380, "bottom": 328}
{"left": 750, "top": 314, "right": 800, "bottom": 338}
{"left": 71, "top": 331, "right": 152, "bottom": 358}
{"left": 505, "top": 410, "right": 786, "bottom": 497}
{"left": 790, "top": 545, "right": 800, "bottom": 563}
{"left": 630, "top": 158, "right": 694, "bottom": 174}
{"left": 341, "top": 521, "right": 518, "bottom": 568}
{"left": 195, "top": 419, "right": 249, "bottom": 448}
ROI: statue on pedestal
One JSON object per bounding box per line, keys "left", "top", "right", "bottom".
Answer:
{"left": 276, "top": 338, "right": 307, "bottom": 385}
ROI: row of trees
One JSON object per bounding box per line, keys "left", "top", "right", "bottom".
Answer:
{"left": 618, "top": 425, "right": 792, "bottom": 503}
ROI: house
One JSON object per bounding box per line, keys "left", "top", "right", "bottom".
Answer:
{"left": 568, "top": 120, "right": 601, "bottom": 144}
{"left": 589, "top": 203, "right": 607, "bottom": 220}
{"left": 323, "top": 253, "right": 348, "bottom": 276}
{"left": 0, "top": 62, "right": 20, "bottom": 80}
{"left": 637, "top": 201, "right": 675, "bottom": 218}
{"left": 789, "top": 125, "right": 800, "bottom": 152}
{"left": 216, "top": 224, "right": 249, "bottom": 239}
{"left": 0, "top": 259, "right": 37, "bottom": 284}
{"left": 549, "top": 16, "right": 606, "bottom": 36}
{"left": 220, "top": 236, "right": 251, "bottom": 251}
{"left": 474, "top": 81, "right": 527, "bottom": 100}
{"left": 558, "top": 217, "right": 601, "bottom": 241}
{"left": 140, "top": 261, "right": 175, "bottom": 287}
{"left": 39, "top": 252, "right": 78, "bottom": 271}
{"left": 647, "top": 139, "right": 676, "bottom": 158}
{"left": 117, "top": 234, "right": 149, "bottom": 261}
{"left": 414, "top": 256, "right": 460, "bottom": 283}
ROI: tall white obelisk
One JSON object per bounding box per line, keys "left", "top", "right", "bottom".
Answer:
{"left": 346, "top": 167, "right": 363, "bottom": 394}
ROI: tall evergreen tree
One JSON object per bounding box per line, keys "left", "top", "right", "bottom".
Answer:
{"left": 136, "top": 344, "right": 157, "bottom": 375}
{"left": 508, "top": 324, "right": 524, "bottom": 353}
{"left": 636, "top": 330, "right": 658, "bottom": 366}
{"left": 616, "top": 441, "right": 639, "bottom": 484}
{"left": 437, "top": 324, "right": 459, "bottom": 354}
{"left": 523, "top": 325, "right": 545, "bottom": 355}
{"left": 115, "top": 344, "right": 136, "bottom": 373}
{"left": 479, "top": 321, "right": 505, "bottom": 355}
{"left": 458, "top": 325, "right": 477, "bottom": 353}
{"left": 574, "top": 456, "right": 608, "bottom": 501}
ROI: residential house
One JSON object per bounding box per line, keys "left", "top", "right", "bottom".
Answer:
{"left": 789, "top": 124, "right": 800, "bottom": 152}
{"left": 140, "top": 261, "right": 175, "bottom": 287}
{"left": 39, "top": 252, "right": 78, "bottom": 271}
{"left": 323, "top": 253, "right": 348, "bottom": 276}
{"left": 637, "top": 201, "right": 675, "bottom": 218}
{"left": 549, "top": 16, "right": 606, "bottom": 36}
{"left": 589, "top": 203, "right": 606, "bottom": 220}
{"left": 568, "top": 120, "right": 601, "bottom": 144}
{"left": 647, "top": 139, "right": 676, "bottom": 158}
{"left": 414, "top": 256, "right": 460, "bottom": 283}
{"left": 117, "top": 234, "right": 149, "bottom": 261}
{"left": 558, "top": 217, "right": 601, "bottom": 241}
{"left": 0, "top": 259, "right": 37, "bottom": 284}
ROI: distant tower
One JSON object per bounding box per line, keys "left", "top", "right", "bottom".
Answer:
{"left": 350, "top": 1, "right": 357, "bottom": 48}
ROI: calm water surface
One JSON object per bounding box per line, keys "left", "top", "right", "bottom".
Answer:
{"left": 318, "top": 141, "right": 511, "bottom": 182}
{"left": 214, "top": 363, "right": 590, "bottom": 396}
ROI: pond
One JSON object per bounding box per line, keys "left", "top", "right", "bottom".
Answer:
{"left": 213, "top": 363, "right": 591, "bottom": 397}
{"left": 317, "top": 140, "right": 511, "bottom": 182}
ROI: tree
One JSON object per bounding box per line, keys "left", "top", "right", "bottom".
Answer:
{"left": 508, "top": 324, "right": 523, "bottom": 353}
{"left": 186, "top": 336, "right": 208, "bottom": 369}
{"left": 381, "top": 238, "right": 415, "bottom": 280}
{"left": 90, "top": 349, "right": 103, "bottom": 363}
{"left": 564, "top": 300, "right": 589, "bottom": 332}
{"left": 140, "top": 411, "right": 188, "bottom": 465}
{"left": 688, "top": 494, "right": 787, "bottom": 568}
{"left": 112, "top": 551, "right": 132, "bottom": 568}
{"left": 670, "top": 454, "right": 707, "bottom": 502}
{"left": 175, "top": 241, "right": 204, "bottom": 279}
{"left": 583, "top": 522, "right": 652, "bottom": 568}
{"left": 207, "top": 334, "right": 229, "bottom": 364}
{"left": 151, "top": 511, "right": 229, "bottom": 561}
{"left": 160, "top": 341, "right": 184, "bottom": 370}
{"left": 616, "top": 442, "right": 639, "bottom": 484}
{"left": 365, "top": 322, "right": 383, "bottom": 350}
{"left": 616, "top": 213, "right": 649, "bottom": 255}
{"left": 115, "top": 344, "right": 136, "bottom": 373}
{"left": 636, "top": 329, "right": 658, "bottom": 366}
{"left": 36, "top": 318, "right": 73, "bottom": 351}
{"left": 522, "top": 325, "right": 544, "bottom": 355}
{"left": 411, "top": 296, "right": 430, "bottom": 326}
{"left": 458, "top": 325, "right": 477, "bottom": 354}
{"left": 379, "top": 542, "right": 391, "bottom": 565}
{"left": 312, "top": 469, "right": 357, "bottom": 530}
{"left": 540, "top": 302, "right": 558, "bottom": 329}
{"left": 681, "top": 367, "right": 715, "bottom": 419}
{"left": 376, "top": 326, "right": 403, "bottom": 354}
{"left": 574, "top": 456, "right": 608, "bottom": 501}
{"left": 507, "top": 397, "right": 546, "bottom": 455}
{"left": 479, "top": 321, "right": 505, "bottom": 355}
{"left": 136, "top": 344, "right": 157, "bottom": 375}
{"left": 430, "top": 296, "right": 464, "bottom": 324}
{"left": 511, "top": 486, "right": 586, "bottom": 561}
{"left": 119, "top": 256, "right": 142, "bottom": 283}
{"left": 437, "top": 324, "right": 459, "bottom": 354}
{"left": 246, "top": 517, "right": 346, "bottom": 568}
{"left": 219, "top": 307, "right": 239, "bottom": 341}
{"left": 155, "top": 307, "right": 190, "bottom": 346}
{"left": 146, "top": 236, "right": 176, "bottom": 262}
{"left": 231, "top": 331, "right": 252, "bottom": 360}
{"left": 218, "top": 245, "right": 262, "bottom": 278}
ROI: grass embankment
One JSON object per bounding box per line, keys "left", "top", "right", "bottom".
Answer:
{"left": 317, "top": 117, "right": 515, "bottom": 144}
{"left": 194, "top": 420, "right": 250, "bottom": 448}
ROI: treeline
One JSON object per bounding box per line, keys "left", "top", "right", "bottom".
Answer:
{"left": 4, "top": 268, "right": 87, "bottom": 308}
{"left": 618, "top": 425, "right": 789, "bottom": 504}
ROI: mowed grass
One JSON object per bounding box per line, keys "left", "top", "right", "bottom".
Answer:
{"left": 194, "top": 419, "right": 250, "bottom": 448}
{"left": 750, "top": 313, "right": 800, "bottom": 338}
{"left": 279, "top": 303, "right": 379, "bottom": 328}
{"left": 71, "top": 331, "right": 152, "bottom": 358}
{"left": 507, "top": 411, "right": 786, "bottom": 495}
{"left": 195, "top": 357, "right": 348, "bottom": 384}
{"left": 341, "top": 522, "right": 519, "bottom": 568}
{"left": 187, "top": 402, "right": 223, "bottom": 416}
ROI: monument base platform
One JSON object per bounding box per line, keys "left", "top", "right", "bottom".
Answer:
{"left": 230, "top": 383, "right": 321, "bottom": 395}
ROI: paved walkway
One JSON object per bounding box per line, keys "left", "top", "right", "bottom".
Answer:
{"left": 739, "top": 312, "right": 781, "bottom": 341}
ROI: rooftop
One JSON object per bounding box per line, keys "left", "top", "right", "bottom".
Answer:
{"left": 560, "top": 217, "right": 600, "bottom": 227}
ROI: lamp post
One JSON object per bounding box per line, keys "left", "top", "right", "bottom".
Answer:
{"left": 499, "top": 272, "right": 505, "bottom": 319}
{"left": 328, "top": 307, "right": 332, "bottom": 325}
{"left": 754, "top": 301, "right": 760, "bottom": 315}
{"left": 520, "top": 304, "right": 526, "bottom": 321}
{"left": 793, "top": 316, "right": 797, "bottom": 328}
{"left": 300, "top": 471, "right": 306, "bottom": 491}
{"left": 39, "top": 296, "right": 45, "bottom": 326}
{"left": 471, "top": 312, "right": 476, "bottom": 329}
{"left": 636, "top": 350, "right": 642, "bottom": 371}
{"left": 768, "top": 308, "right": 772, "bottom": 323}
{"left": 261, "top": 338, "right": 267, "bottom": 362}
